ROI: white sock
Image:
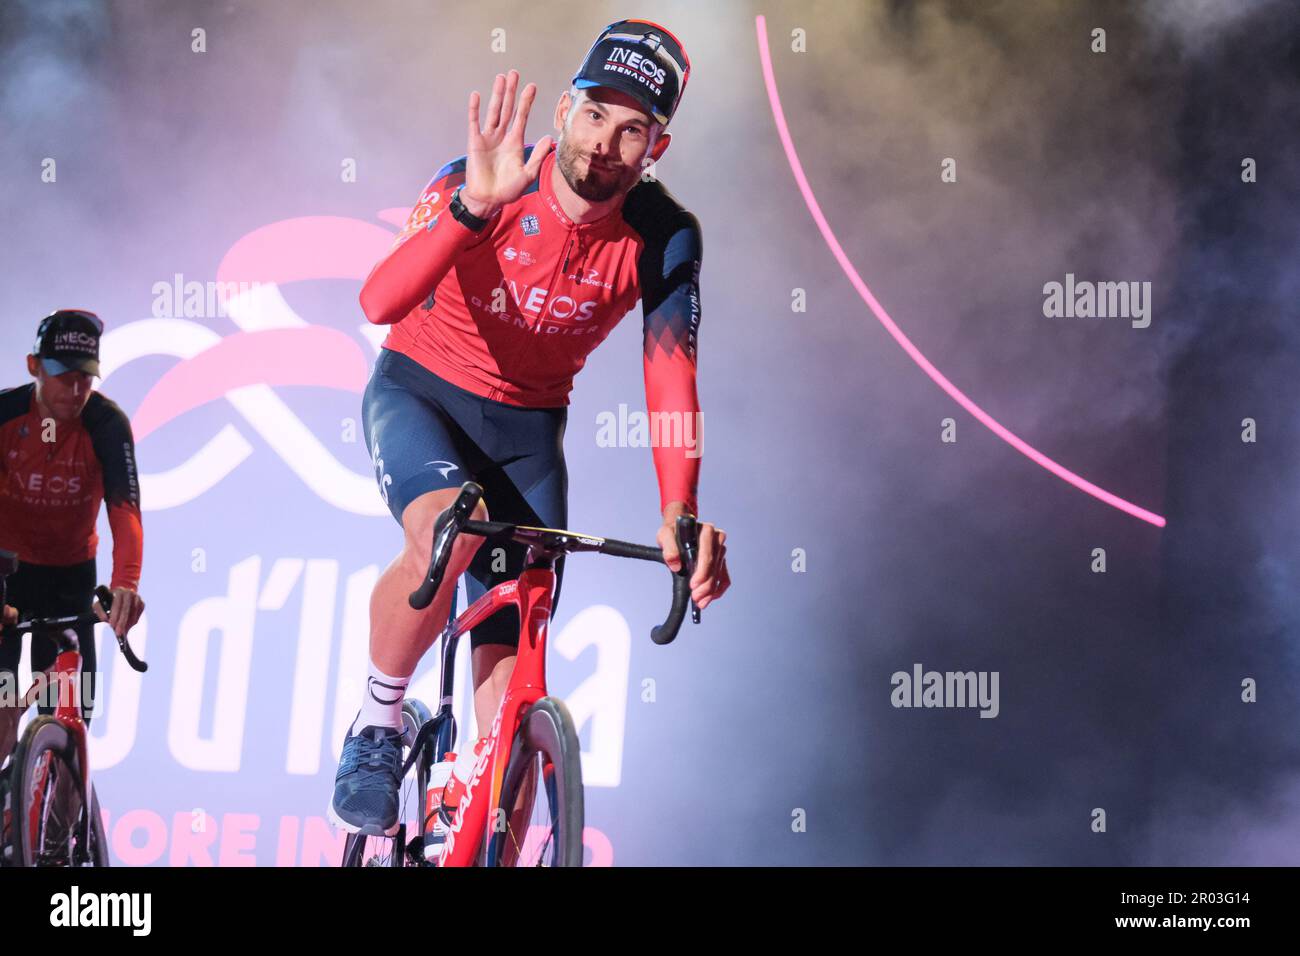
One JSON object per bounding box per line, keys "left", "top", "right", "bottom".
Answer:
{"left": 350, "top": 659, "right": 410, "bottom": 734}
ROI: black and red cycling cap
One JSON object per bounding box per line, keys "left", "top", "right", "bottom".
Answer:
{"left": 32, "top": 309, "right": 104, "bottom": 377}
{"left": 571, "top": 19, "right": 691, "bottom": 127}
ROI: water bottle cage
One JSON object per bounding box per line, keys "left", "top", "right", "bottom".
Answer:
{"left": 435, "top": 801, "right": 456, "bottom": 828}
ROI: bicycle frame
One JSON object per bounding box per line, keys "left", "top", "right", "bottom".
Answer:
{"left": 398, "top": 481, "right": 698, "bottom": 867}
{"left": 1, "top": 568, "right": 143, "bottom": 867}
{"left": 435, "top": 561, "right": 557, "bottom": 867}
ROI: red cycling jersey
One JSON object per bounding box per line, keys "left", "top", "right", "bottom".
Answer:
{"left": 359, "top": 141, "right": 702, "bottom": 516}
{"left": 0, "top": 384, "right": 143, "bottom": 590}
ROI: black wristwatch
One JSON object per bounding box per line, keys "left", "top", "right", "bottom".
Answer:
{"left": 449, "top": 184, "right": 492, "bottom": 233}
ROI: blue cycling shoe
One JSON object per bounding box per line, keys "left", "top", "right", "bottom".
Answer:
{"left": 328, "top": 724, "right": 404, "bottom": 836}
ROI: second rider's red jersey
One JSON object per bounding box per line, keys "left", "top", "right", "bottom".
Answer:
{"left": 359, "top": 141, "right": 703, "bottom": 515}
{"left": 0, "top": 384, "right": 143, "bottom": 590}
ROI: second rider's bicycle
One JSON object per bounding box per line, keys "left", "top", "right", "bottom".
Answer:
{"left": 341, "top": 481, "right": 700, "bottom": 867}
{"left": 0, "top": 549, "right": 149, "bottom": 867}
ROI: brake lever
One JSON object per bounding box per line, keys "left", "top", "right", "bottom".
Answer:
{"left": 676, "top": 514, "right": 701, "bottom": 624}
{"left": 409, "top": 482, "right": 483, "bottom": 610}
{"left": 94, "top": 585, "right": 148, "bottom": 672}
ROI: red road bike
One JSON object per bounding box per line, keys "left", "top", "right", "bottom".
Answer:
{"left": 341, "top": 481, "right": 700, "bottom": 867}
{"left": 0, "top": 549, "right": 148, "bottom": 867}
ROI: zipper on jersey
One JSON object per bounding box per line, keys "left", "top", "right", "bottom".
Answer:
{"left": 536, "top": 226, "right": 576, "bottom": 335}
{"left": 561, "top": 233, "right": 575, "bottom": 272}
{"left": 561, "top": 231, "right": 589, "bottom": 277}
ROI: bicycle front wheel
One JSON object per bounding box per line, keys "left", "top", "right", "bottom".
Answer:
{"left": 484, "top": 697, "right": 584, "bottom": 867}
{"left": 87, "top": 785, "right": 110, "bottom": 866}
{"left": 9, "top": 716, "right": 101, "bottom": 867}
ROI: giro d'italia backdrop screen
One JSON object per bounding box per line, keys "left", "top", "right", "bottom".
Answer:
{"left": 2, "top": 0, "right": 1299, "bottom": 869}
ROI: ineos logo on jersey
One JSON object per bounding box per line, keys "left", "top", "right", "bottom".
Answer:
{"left": 493, "top": 282, "right": 600, "bottom": 322}
{"left": 546, "top": 295, "right": 598, "bottom": 321}
{"left": 11, "top": 471, "right": 83, "bottom": 495}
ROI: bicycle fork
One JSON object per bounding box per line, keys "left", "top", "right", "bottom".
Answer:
{"left": 54, "top": 648, "right": 96, "bottom": 865}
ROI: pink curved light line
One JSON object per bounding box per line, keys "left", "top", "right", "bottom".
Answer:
{"left": 754, "top": 16, "right": 1165, "bottom": 528}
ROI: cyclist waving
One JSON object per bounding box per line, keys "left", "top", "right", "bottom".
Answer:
{"left": 330, "top": 20, "right": 730, "bottom": 837}
{"left": 0, "top": 310, "right": 146, "bottom": 759}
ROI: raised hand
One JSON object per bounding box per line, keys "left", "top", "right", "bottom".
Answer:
{"left": 463, "top": 70, "right": 553, "bottom": 218}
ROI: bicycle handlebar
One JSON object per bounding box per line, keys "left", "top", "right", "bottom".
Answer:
{"left": 408, "top": 482, "right": 702, "bottom": 646}
{"left": 650, "top": 517, "right": 697, "bottom": 646}
{"left": 408, "top": 482, "right": 485, "bottom": 612}
{"left": 2, "top": 582, "right": 149, "bottom": 673}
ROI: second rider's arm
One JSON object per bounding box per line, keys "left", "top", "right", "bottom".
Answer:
{"left": 86, "top": 395, "right": 146, "bottom": 636}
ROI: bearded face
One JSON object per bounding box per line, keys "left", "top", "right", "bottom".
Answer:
{"left": 554, "top": 90, "right": 657, "bottom": 203}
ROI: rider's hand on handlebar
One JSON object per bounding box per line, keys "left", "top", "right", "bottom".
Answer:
{"left": 95, "top": 587, "right": 146, "bottom": 637}
{"left": 657, "top": 504, "right": 730, "bottom": 611}
{"left": 2, "top": 605, "right": 16, "bottom": 628}
{"left": 462, "top": 69, "right": 553, "bottom": 219}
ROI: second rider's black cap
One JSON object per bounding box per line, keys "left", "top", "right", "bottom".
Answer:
{"left": 32, "top": 309, "right": 104, "bottom": 377}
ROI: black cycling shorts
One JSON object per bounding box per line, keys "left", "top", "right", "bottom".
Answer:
{"left": 362, "top": 348, "right": 568, "bottom": 649}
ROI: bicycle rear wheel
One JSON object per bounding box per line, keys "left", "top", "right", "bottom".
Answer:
{"left": 484, "top": 697, "right": 584, "bottom": 867}
{"left": 9, "top": 716, "right": 103, "bottom": 867}
{"left": 341, "top": 698, "right": 433, "bottom": 867}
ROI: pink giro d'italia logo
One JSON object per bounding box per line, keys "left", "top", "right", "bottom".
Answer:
{"left": 101, "top": 207, "right": 419, "bottom": 515}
